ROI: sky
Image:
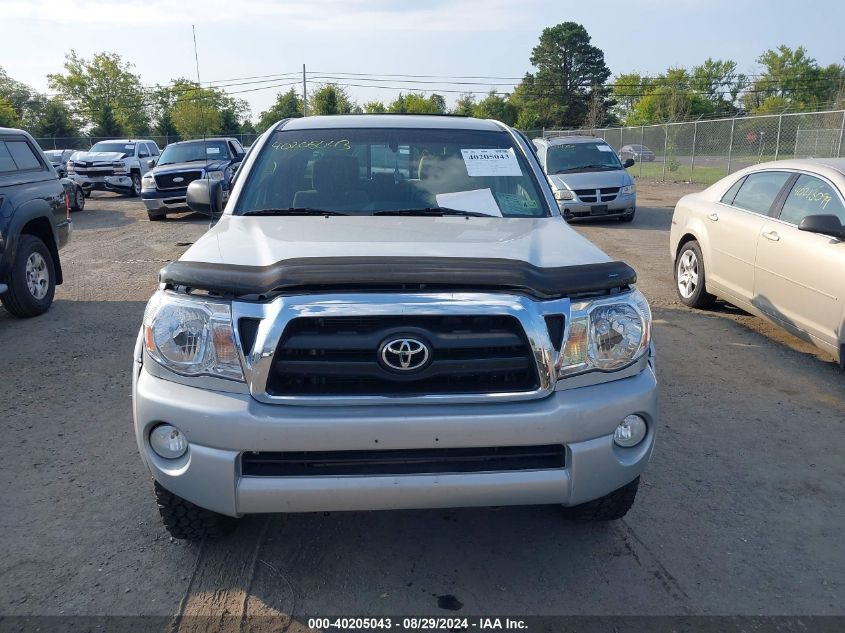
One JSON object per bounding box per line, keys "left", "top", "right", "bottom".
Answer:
{"left": 1, "top": 0, "right": 843, "bottom": 120}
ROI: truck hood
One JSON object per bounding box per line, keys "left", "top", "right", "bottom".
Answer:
{"left": 547, "top": 169, "right": 631, "bottom": 190}
{"left": 72, "top": 151, "right": 127, "bottom": 162}
{"left": 180, "top": 215, "right": 611, "bottom": 268}
{"left": 153, "top": 160, "right": 229, "bottom": 174}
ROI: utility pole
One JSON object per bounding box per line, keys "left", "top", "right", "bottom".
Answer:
{"left": 302, "top": 64, "right": 307, "bottom": 116}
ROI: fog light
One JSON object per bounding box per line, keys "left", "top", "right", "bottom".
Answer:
{"left": 614, "top": 414, "right": 647, "bottom": 447}
{"left": 150, "top": 424, "right": 188, "bottom": 459}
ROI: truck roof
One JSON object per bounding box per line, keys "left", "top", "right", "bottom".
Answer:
{"left": 277, "top": 114, "right": 506, "bottom": 132}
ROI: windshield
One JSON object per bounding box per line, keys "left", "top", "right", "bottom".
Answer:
{"left": 158, "top": 141, "right": 231, "bottom": 165}
{"left": 236, "top": 128, "right": 549, "bottom": 218}
{"left": 546, "top": 142, "right": 622, "bottom": 174}
{"left": 90, "top": 142, "right": 135, "bottom": 156}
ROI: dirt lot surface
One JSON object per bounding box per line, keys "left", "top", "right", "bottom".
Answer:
{"left": 1, "top": 184, "right": 843, "bottom": 623}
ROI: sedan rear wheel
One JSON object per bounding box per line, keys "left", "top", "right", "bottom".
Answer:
{"left": 675, "top": 240, "right": 716, "bottom": 308}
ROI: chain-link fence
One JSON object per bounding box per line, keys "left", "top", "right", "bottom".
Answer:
{"left": 541, "top": 109, "right": 845, "bottom": 185}
{"left": 32, "top": 133, "right": 262, "bottom": 152}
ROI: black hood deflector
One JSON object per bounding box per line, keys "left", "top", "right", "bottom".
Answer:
{"left": 159, "top": 257, "right": 637, "bottom": 300}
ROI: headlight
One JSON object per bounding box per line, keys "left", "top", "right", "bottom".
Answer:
{"left": 621, "top": 184, "right": 636, "bottom": 195}
{"left": 112, "top": 161, "right": 128, "bottom": 173}
{"left": 141, "top": 174, "right": 156, "bottom": 190}
{"left": 558, "top": 289, "right": 651, "bottom": 377}
{"left": 206, "top": 170, "right": 225, "bottom": 180}
{"left": 554, "top": 189, "right": 575, "bottom": 201}
{"left": 66, "top": 161, "right": 75, "bottom": 172}
{"left": 143, "top": 292, "right": 244, "bottom": 381}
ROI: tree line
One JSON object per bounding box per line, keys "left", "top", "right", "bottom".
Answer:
{"left": 2, "top": 23, "right": 844, "bottom": 141}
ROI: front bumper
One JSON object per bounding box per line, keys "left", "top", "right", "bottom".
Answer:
{"left": 133, "top": 359, "right": 657, "bottom": 517}
{"left": 559, "top": 193, "right": 636, "bottom": 219}
{"left": 68, "top": 173, "right": 133, "bottom": 192}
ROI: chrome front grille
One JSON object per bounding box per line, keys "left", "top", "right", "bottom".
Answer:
{"left": 231, "top": 293, "right": 567, "bottom": 405}
{"left": 574, "top": 188, "right": 620, "bottom": 203}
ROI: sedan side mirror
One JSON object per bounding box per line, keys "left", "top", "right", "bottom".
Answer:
{"left": 147, "top": 159, "right": 156, "bottom": 169}
{"left": 798, "top": 214, "right": 845, "bottom": 239}
{"left": 623, "top": 158, "right": 635, "bottom": 169}
{"left": 186, "top": 179, "right": 224, "bottom": 216}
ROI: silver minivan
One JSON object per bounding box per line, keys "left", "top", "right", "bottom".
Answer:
{"left": 533, "top": 136, "right": 637, "bottom": 222}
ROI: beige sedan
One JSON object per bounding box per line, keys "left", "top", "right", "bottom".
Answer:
{"left": 670, "top": 158, "right": 845, "bottom": 368}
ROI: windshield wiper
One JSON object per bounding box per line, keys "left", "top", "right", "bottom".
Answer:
{"left": 240, "top": 208, "right": 348, "bottom": 216}
{"left": 373, "top": 207, "right": 491, "bottom": 217}
{"left": 553, "top": 164, "right": 615, "bottom": 173}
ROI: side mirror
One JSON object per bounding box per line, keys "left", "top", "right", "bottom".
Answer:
{"left": 623, "top": 158, "right": 635, "bottom": 169}
{"left": 798, "top": 214, "right": 845, "bottom": 239}
{"left": 147, "top": 159, "right": 156, "bottom": 168}
{"left": 186, "top": 179, "right": 224, "bottom": 216}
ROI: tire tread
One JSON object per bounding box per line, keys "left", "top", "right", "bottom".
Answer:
{"left": 154, "top": 481, "right": 238, "bottom": 540}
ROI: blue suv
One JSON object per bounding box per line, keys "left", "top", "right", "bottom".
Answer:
{"left": 141, "top": 137, "right": 245, "bottom": 221}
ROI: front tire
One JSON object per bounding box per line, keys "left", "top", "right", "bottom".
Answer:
{"left": 154, "top": 481, "right": 238, "bottom": 541}
{"left": 147, "top": 212, "right": 166, "bottom": 222}
{"left": 0, "top": 235, "right": 56, "bottom": 317}
{"left": 674, "top": 240, "right": 716, "bottom": 308}
{"left": 73, "top": 186, "right": 85, "bottom": 211}
{"left": 562, "top": 476, "right": 640, "bottom": 521}
{"left": 620, "top": 210, "right": 636, "bottom": 223}
{"left": 129, "top": 173, "right": 142, "bottom": 197}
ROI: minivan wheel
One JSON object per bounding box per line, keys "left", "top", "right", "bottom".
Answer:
{"left": 562, "top": 476, "right": 640, "bottom": 521}
{"left": 0, "top": 234, "right": 56, "bottom": 317}
{"left": 153, "top": 481, "right": 238, "bottom": 540}
{"left": 620, "top": 210, "right": 636, "bottom": 223}
{"left": 675, "top": 240, "right": 716, "bottom": 308}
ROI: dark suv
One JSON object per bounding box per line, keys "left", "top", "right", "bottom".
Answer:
{"left": 0, "top": 128, "right": 72, "bottom": 317}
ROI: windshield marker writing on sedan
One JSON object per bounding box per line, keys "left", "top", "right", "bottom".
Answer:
{"left": 792, "top": 185, "right": 833, "bottom": 210}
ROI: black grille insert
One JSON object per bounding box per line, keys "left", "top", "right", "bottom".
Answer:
{"left": 266, "top": 315, "right": 539, "bottom": 396}
{"left": 154, "top": 170, "right": 203, "bottom": 190}
{"left": 241, "top": 445, "right": 566, "bottom": 476}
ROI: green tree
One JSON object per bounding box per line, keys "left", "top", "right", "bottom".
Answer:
{"left": 453, "top": 93, "right": 476, "bottom": 116}
{"left": 473, "top": 90, "right": 517, "bottom": 125}
{"left": 627, "top": 68, "right": 711, "bottom": 124}
{"left": 258, "top": 88, "right": 303, "bottom": 131}
{"left": 515, "top": 22, "right": 612, "bottom": 128}
{"left": 92, "top": 103, "right": 122, "bottom": 137}
{"left": 168, "top": 80, "right": 221, "bottom": 138}
{"left": 151, "top": 86, "right": 179, "bottom": 140}
{"left": 363, "top": 101, "right": 387, "bottom": 113}
{"left": 310, "top": 84, "right": 354, "bottom": 115}
{"left": 0, "top": 66, "right": 33, "bottom": 124}
{"left": 690, "top": 58, "right": 745, "bottom": 116}
{"left": 388, "top": 92, "right": 446, "bottom": 114}
{"left": 0, "top": 100, "right": 18, "bottom": 127}
{"left": 610, "top": 73, "right": 648, "bottom": 121}
{"left": 48, "top": 51, "right": 150, "bottom": 135}
{"left": 30, "top": 98, "right": 80, "bottom": 138}
{"left": 742, "top": 46, "right": 844, "bottom": 114}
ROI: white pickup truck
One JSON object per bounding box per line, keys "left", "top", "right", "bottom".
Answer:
{"left": 67, "top": 139, "right": 160, "bottom": 197}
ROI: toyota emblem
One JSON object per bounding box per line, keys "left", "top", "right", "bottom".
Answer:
{"left": 380, "top": 338, "right": 430, "bottom": 371}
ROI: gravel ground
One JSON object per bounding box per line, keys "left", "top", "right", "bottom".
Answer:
{"left": 1, "top": 185, "right": 843, "bottom": 623}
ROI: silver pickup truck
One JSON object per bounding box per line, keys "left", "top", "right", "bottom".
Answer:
{"left": 132, "top": 115, "right": 657, "bottom": 540}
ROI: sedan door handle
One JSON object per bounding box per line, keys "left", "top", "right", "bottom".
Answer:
{"left": 707, "top": 213, "right": 719, "bottom": 222}
{"left": 762, "top": 230, "right": 780, "bottom": 242}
